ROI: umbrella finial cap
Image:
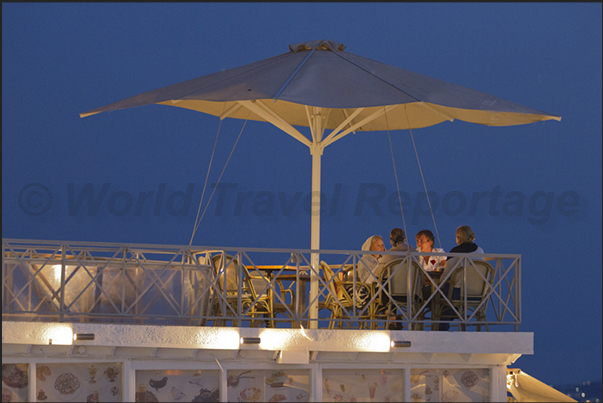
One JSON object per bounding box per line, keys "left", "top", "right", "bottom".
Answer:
{"left": 289, "top": 40, "right": 345, "bottom": 52}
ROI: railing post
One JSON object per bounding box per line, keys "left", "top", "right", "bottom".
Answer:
{"left": 496, "top": 260, "right": 501, "bottom": 322}
{"left": 463, "top": 257, "right": 468, "bottom": 329}
{"left": 122, "top": 248, "right": 127, "bottom": 316}
{"left": 407, "top": 255, "right": 412, "bottom": 329}
{"left": 516, "top": 257, "right": 521, "bottom": 331}
{"left": 60, "top": 244, "right": 66, "bottom": 322}
{"left": 294, "top": 253, "right": 301, "bottom": 327}
{"left": 2, "top": 240, "right": 5, "bottom": 311}
{"left": 180, "top": 249, "right": 185, "bottom": 319}
{"left": 236, "top": 252, "right": 242, "bottom": 327}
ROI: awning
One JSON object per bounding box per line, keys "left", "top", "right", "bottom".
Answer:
{"left": 507, "top": 368, "right": 577, "bottom": 402}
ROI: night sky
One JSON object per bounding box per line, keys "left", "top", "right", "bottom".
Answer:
{"left": 2, "top": 3, "right": 601, "bottom": 385}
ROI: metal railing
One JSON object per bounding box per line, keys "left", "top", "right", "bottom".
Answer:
{"left": 2, "top": 239, "right": 521, "bottom": 331}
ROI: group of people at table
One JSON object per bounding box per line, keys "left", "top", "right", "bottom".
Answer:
{"left": 351, "top": 225, "right": 484, "bottom": 331}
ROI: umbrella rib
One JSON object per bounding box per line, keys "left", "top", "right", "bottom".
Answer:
{"left": 80, "top": 53, "right": 289, "bottom": 118}
{"left": 419, "top": 102, "right": 455, "bottom": 123}
{"left": 342, "top": 110, "right": 359, "bottom": 133}
{"left": 322, "top": 108, "right": 365, "bottom": 145}
{"left": 333, "top": 51, "right": 425, "bottom": 103}
{"left": 219, "top": 103, "right": 243, "bottom": 120}
{"left": 304, "top": 106, "right": 315, "bottom": 142}
{"left": 169, "top": 53, "right": 292, "bottom": 103}
{"left": 80, "top": 54, "right": 293, "bottom": 118}
{"left": 238, "top": 100, "right": 311, "bottom": 147}
{"left": 334, "top": 51, "right": 555, "bottom": 123}
{"left": 323, "top": 105, "right": 398, "bottom": 147}
{"left": 272, "top": 48, "right": 316, "bottom": 101}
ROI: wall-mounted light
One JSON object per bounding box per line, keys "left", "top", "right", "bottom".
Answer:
{"left": 47, "top": 325, "right": 73, "bottom": 345}
{"left": 73, "top": 333, "right": 95, "bottom": 341}
{"left": 240, "top": 337, "right": 261, "bottom": 345}
{"left": 390, "top": 340, "right": 411, "bottom": 348}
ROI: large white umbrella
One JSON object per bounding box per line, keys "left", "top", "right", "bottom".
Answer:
{"left": 81, "top": 39, "right": 560, "bottom": 327}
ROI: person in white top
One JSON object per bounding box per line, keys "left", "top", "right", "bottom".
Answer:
{"left": 415, "top": 230, "right": 446, "bottom": 273}
{"left": 356, "top": 235, "right": 385, "bottom": 284}
{"left": 349, "top": 235, "right": 385, "bottom": 308}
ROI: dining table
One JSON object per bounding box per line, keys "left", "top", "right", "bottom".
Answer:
{"left": 255, "top": 264, "right": 335, "bottom": 328}
{"left": 254, "top": 265, "right": 312, "bottom": 327}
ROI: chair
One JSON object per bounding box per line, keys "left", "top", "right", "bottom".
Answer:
{"left": 211, "top": 254, "right": 274, "bottom": 327}
{"left": 436, "top": 259, "right": 494, "bottom": 331}
{"left": 373, "top": 258, "right": 424, "bottom": 330}
{"left": 263, "top": 269, "right": 299, "bottom": 327}
{"left": 319, "top": 261, "right": 374, "bottom": 329}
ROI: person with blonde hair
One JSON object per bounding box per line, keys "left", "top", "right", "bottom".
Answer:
{"left": 455, "top": 225, "right": 477, "bottom": 245}
{"left": 444, "top": 226, "right": 484, "bottom": 270}
{"left": 346, "top": 235, "right": 385, "bottom": 309}
{"left": 357, "top": 235, "right": 385, "bottom": 284}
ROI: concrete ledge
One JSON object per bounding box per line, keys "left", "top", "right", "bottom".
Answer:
{"left": 2, "top": 321, "right": 533, "bottom": 355}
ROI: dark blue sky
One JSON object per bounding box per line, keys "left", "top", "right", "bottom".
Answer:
{"left": 2, "top": 3, "right": 601, "bottom": 385}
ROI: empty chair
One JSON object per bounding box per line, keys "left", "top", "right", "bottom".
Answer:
{"left": 211, "top": 254, "right": 274, "bottom": 327}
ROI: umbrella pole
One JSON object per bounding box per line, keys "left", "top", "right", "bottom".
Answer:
{"left": 309, "top": 144, "right": 322, "bottom": 329}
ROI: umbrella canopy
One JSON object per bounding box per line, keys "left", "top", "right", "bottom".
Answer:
{"left": 80, "top": 39, "right": 560, "bottom": 327}
{"left": 507, "top": 369, "right": 576, "bottom": 402}
{"left": 81, "top": 39, "right": 560, "bottom": 134}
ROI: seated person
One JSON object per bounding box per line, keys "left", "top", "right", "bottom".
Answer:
{"left": 373, "top": 228, "right": 419, "bottom": 330}
{"left": 415, "top": 229, "right": 446, "bottom": 273}
{"left": 437, "top": 225, "right": 485, "bottom": 331}
{"left": 373, "top": 228, "right": 418, "bottom": 287}
{"left": 348, "top": 235, "right": 385, "bottom": 308}
{"left": 416, "top": 229, "right": 447, "bottom": 300}
{"left": 377, "top": 228, "right": 416, "bottom": 270}
{"left": 357, "top": 235, "right": 385, "bottom": 284}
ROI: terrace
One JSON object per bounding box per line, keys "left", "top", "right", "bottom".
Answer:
{"left": 2, "top": 238, "right": 520, "bottom": 332}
